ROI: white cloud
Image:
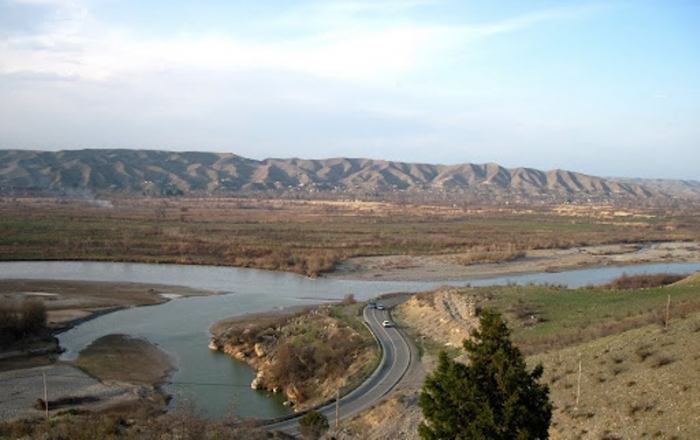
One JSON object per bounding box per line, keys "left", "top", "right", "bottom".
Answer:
{"left": 1, "top": 0, "right": 603, "bottom": 84}
{"left": 6, "top": 1, "right": 694, "bottom": 179}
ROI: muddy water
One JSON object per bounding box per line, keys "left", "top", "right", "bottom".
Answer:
{"left": 1, "top": 261, "right": 699, "bottom": 419}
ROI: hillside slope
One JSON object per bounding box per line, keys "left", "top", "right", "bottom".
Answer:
{"left": 614, "top": 177, "right": 700, "bottom": 200}
{"left": 0, "top": 149, "right": 671, "bottom": 203}
{"left": 342, "top": 281, "right": 700, "bottom": 439}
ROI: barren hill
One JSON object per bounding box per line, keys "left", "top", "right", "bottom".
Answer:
{"left": 613, "top": 177, "right": 700, "bottom": 200}
{"left": 0, "top": 149, "right": 679, "bottom": 204}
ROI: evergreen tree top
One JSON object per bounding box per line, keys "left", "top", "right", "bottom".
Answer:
{"left": 419, "top": 309, "right": 552, "bottom": 440}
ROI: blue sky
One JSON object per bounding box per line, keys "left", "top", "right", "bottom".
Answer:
{"left": 0, "top": 0, "right": 698, "bottom": 179}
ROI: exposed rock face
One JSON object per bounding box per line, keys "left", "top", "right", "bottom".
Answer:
{"left": 251, "top": 371, "right": 268, "bottom": 390}
{"left": 395, "top": 288, "right": 482, "bottom": 349}
{"left": 0, "top": 149, "right": 679, "bottom": 204}
{"left": 209, "top": 307, "right": 372, "bottom": 411}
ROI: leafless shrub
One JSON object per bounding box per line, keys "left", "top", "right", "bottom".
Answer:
{"left": 507, "top": 300, "right": 545, "bottom": 327}
{"left": 549, "top": 373, "right": 565, "bottom": 385}
{"left": 266, "top": 324, "right": 365, "bottom": 403}
{"left": 456, "top": 243, "right": 526, "bottom": 266}
{"left": 0, "top": 298, "right": 48, "bottom": 347}
{"left": 610, "top": 366, "right": 626, "bottom": 376}
{"left": 628, "top": 403, "right": 644, "bottom": 416}
{"left": 650, "top": 355, "right": 675, "bottom": 368}
{"left": 600, "top": 273, "right": 687, "bottom": 290}
{"left": 635, "top": 344, "right": 655, "bottom": 362}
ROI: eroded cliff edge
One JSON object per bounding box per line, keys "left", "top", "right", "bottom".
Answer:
{"left": 209, "top": 301, "right": 377, "bottom": 411}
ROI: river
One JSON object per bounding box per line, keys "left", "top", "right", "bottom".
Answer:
{"left": 1, "top": 261, "right": 699, "bottom": 420}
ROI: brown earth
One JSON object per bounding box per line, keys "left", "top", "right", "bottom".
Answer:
{"left": 0, "top": 279, "right": 216, "bottom": 330}
{"left": 0, "top": 334, "right": 173, "bottom": 422}
{"left": 339, "top": 312, "right": 700, "bottom": 440}
{"left": 74, "top": 334, "right": 175, "bottom": 386}
{"left": 1, "top": 241, "right": 699, "bottom": 431}
{"left": 335, "top": 275, "right": 700, "bottom": 440}
{"left": 209, "top": 303, "right": 375, "bottom": 411}
{"left": 0, "top": 281, "right": 216, "bottom": 421}
{"left": 530, "top": 314, "right": 700, "bottom": 439}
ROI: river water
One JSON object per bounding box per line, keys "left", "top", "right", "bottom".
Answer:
{"left": 1, "top": 261, "right": 699, "bottom": 419}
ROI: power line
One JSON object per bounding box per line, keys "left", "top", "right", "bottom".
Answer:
{"left": 0, "top": 373, "right": 256, "bottom": 388}
{"left": 170, "top": 381, "right": 256, "bottom": 388}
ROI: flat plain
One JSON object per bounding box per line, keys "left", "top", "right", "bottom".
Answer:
{"left": 2, "top": 197, "right": 699, "bottom": 277}
{"left": 1, "top": 195, "right": 700, "bottom": 439}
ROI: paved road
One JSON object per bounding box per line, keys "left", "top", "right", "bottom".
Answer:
{"left": 265, "top": 298, "right": 413, "bottom": 435}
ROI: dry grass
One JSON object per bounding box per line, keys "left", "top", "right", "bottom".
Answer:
{"left": 391, "top": 276, "right": 700, "bottom": 440}
{"left": 210, "top": 302, "right": 376, "bottom": 410}
{"left": 531, "top": 312, "right": 700, "bottom": 439}
{"left": 0, "top": 406, "right": 284, "bottom": 440}
{"left": 0, "top": 298, "right": 47, "bottom": 349}
{"left": 2, "top": 197, "right": 698, "bottom": 277}
{"left": 600, "top": 273, "right": 687, "bottom": 290}
{"left": 0, "top": 279, "right": 214, "bottom": 330}
{"left": 454, "top": 243, "right": 526, "bottom": 265}
{"left": 73, "top": 334, "right": 175, "bottom": 386}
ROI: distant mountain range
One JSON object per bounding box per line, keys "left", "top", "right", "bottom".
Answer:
{"left": 0, "top": 149, "right": 697, "bottom": 204}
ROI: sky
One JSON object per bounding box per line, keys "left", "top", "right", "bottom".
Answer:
{"left": 0, "top": 0, "right": 698, "bottom": 180}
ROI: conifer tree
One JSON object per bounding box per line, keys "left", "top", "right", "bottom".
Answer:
{"left": 419, "top": 309, "right": 552, "bottom": 439}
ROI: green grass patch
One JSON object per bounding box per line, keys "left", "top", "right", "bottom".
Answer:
{"left": 455, "top": 280, "right": 700, "bottom": 353}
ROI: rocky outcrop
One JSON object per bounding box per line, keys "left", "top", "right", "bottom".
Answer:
{"left": 209, "top": 306, "right": 373, "bottom": 410}
{"left": 395, "top": 288, "right": 483, "bottom": 349}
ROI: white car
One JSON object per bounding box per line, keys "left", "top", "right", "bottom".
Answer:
{"left": 376, "top": 304, "right": 385, "bottom": 310}
{"left": 382, "top": 320, "right": 392, "bottom": 328}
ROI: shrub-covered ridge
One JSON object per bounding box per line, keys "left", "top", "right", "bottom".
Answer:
{"left": 209, "top": 301, "right": 377, "bottom": 410}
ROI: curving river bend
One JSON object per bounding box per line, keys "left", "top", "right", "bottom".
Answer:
{"left": 1, "top": 261, "right": 699, "bottom": 419}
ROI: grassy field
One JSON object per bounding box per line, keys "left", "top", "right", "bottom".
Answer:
{"left": 404, "top": 273, "right": 700, "bottom": 356}
{"left": 387, "top": 273, "right": 700, "bottom": 439}
{"left": 1, "top": 197, "right": 698, "bottom": 276}
{"left": 488, "top": 278, "right": 700, "bottom": 353}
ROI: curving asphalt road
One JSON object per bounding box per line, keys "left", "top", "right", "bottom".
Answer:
{"left": 265, "top": 298, "right": 413, "bottom": 435}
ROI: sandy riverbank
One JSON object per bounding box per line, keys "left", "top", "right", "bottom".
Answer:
{"left": 0, "top": 334, "right": 173, "bottom": 422}
{"left": 1, "top": 242, "right": 699, "bottom": 421}
{"left": 0, "top": 281, "right": 216, "bottom": 421}
{"left": 0, "top": 279, "right": 217, "bottom": 330}
{"left": 329, "top": 241, "right": 700, "bottom": 282}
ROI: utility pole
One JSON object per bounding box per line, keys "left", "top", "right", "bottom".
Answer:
{"left": 335, "top": 388, "right": 340, "bottom": 432}
{"left": 42, "top": 371, "right": 49, "bottom": 421}
{"left": 575, "top": 356, "right": 582, "bottom": 410}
